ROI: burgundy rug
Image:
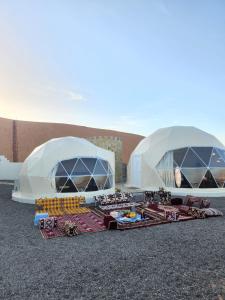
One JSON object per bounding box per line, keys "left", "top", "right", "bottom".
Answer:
{"left": 40, "top": 211, "right": 106, "bottom": 239}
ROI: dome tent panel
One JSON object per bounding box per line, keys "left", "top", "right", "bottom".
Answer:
{"left": 61, "top": 158, "right": 77, "bottom": 175}
{"left": 209, "top": 148, "right": 225, "bottom": 168}
{"left": 181, "top": 168, "right": 207, "bottom": 188}
{"left": 210, "top": 168, "right": 225, "bottom": 188}
{"left": 72, "top": 175, "right": 91, "bottom": 192}
{"left": 199, "top": 170, "right": 218, "bottom": 188}
{"left": 93, "top": 175, "right": 108, "bottom": 190}
{"left": 80, "top": 158, "right": 97, "bottom": 173}
{"left": 192, "top": 147, "right": 212, "bottom": 166}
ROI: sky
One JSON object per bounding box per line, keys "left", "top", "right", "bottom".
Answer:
{"left": 0, "top": 0, "right": 225, "bottom": 143}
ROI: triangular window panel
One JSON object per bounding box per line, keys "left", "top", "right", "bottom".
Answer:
{"left": 156, "top": 154, "right": 166, "bottom": 170}
{"left": 104, "top": 177, "right": 111, "bottom": 190}
{"left": 180, "top": 171, "right": 192, "bottom": 188}
{"left": 55, "top": 177, "right": 68, "bottom": 192}
{"left": 72, "top": 175, "right": 91, "bottom": 192}
{"left": 199, "top": 170, "right": 218, "bottom": 188}
{"left": 55, "top": 162, "right": 68, "bottom": 176}
{"left": 109, "top": 175, "right": 113, "bottom": 187}
{"left": 108, "top": 165, "right": 113, "bottom": 176}
{"left": 81, "top": 158, "right": 97, "bottom": 174}
{"left": 100, "top": 160, "right": 109, "bottom": 173}
{"left": 85, "top": 177, "right": 98, "bottom": 192}
{"left": 93, "top": 175, "right": 108, "bottom": 190}
{"left": 210, "top": 168, "right": 225, "bottom": 188}
{"left": 71, "top": 159, "right": 91, "bottom": 176}
{"left": 181, "top": 148, "right": 205, "bottom": 168}
{"left": 217, "top": 148, "right": 225, "bottom": 163}
{"left": 61, "top": 178, "right": 77, "bottom": 193}
{"left": 61, "top": 158, "right": 77, "bottom": 175}
{"left": 157, "top": 169, "right": 164, "bottom": 183}
{"left": 173, "top": 148, "right": 188, "bottom": 166}
{"left": 157, "top": 151, "right": 174, "bottom": 170}
{"left": 192, "top": 147, "right": 212, "bottom": 166}
{"left": 209, "top": 148, "right": 225, "bottom": 167}
{"left": 173, "top": 160, "right": 178, "bottom": 168}
{"left": 93, "top": 159, "right": 107, "bottom": 175}
{"left": 181, "top": 168, "right": 207, "bottom": 188}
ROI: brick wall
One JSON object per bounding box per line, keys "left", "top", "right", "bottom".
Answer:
{"left": 0, "top": 118, "right": 13, "bottom": 161}
{"left": 0, "top": 117, "right": 144, "bottom": 164}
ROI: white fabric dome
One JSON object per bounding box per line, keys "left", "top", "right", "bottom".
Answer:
{"left": 13, "top": 137, "right": 115, "bottom": 203}
{"left": 127, "top": 126, "right": 225, "bottom": 195}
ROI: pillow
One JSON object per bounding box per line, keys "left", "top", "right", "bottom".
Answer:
{"left": 171, "top": 198, "right": 183, "bottom": 205}
{"left": 185, "top": 196, "right": 210, "bottom": 209}
{"left": 201, "top": 208, "right": 223, "bottom": 217}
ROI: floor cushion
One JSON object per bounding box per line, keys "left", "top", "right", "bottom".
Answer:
{"left": 39, "top": 217, "right": 57, "bottom": 230}
{"left": 201, "top": 208, "right": 223, "bottom": 217}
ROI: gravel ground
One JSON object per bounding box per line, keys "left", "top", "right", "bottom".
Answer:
{"left": 1, "top": 184, "right": 225, "bottom": 300}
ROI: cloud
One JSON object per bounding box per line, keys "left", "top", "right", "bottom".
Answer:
{"left": 44, "top": 85, "right": 86, "bottom": 102}
{"left": 64, "top": 90, "right": 85, "bottom": 101}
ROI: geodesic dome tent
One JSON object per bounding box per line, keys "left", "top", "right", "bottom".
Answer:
{"left": 127, "top": 126, "right": 225, "bottom": 195}
{"left": 12, "top": 137, "right": 115, "bottom": 204}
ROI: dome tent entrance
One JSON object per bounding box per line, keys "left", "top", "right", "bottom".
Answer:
{"left": 127, "top": 126, "right": 225, "bottom": 197}
{"left": 13, "top": 137, "right": 115, "bottom": 204}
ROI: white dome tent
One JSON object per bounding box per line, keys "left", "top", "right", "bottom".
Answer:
{"left": 13, "top": 137, "right": 115, "bottom": 204}
{"left": 127, "top": 126, "right": 225, "bottom": 197}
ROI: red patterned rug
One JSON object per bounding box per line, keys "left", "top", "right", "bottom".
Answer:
{"left": 145, "top": 206, "right": 194, "bottom": 222}
{"left": 40, "top": 211, "right": 106, "bottom": 239}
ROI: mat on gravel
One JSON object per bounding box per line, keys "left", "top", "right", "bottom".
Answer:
{"left": 40, "top": 211, "right": 106, "bottom": 239}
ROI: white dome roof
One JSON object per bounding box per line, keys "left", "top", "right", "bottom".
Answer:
{"left": 133, "top": 126, "right": 224, "bottom": 167}
{"left": 22, "top": 136, "right": 112, "bottom": 176}
{"left": 14, "top": 137, "right": 115, "bottom": 203}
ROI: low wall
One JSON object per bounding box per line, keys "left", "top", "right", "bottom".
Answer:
{"left": 0, "top": 156, "right": 22, "bottom": 180}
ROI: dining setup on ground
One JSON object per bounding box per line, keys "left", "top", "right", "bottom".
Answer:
{"left": 33, "top": 188, "right": 223, "bottom": 239}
